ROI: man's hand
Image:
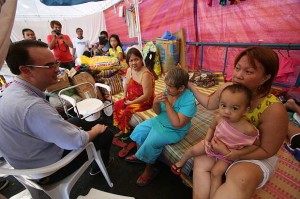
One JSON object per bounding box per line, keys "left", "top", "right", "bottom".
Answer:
{"left": 91, "top": 124, "right": 107, "bottom": 135}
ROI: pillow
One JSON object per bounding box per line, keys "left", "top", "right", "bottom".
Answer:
{"left": 96, "top": 69, "right": 119, "bottom": 78}
{"left": 96, "top": 74, "right": 124, "bottom": 95}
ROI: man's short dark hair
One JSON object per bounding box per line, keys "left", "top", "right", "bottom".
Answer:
{"left": 6, "top": 40, "right": 48, "bottom": 75}
{"left": 50, "top": 20, "right": 62, "bottom": 29}
{"left": 76, "top": 28, "right": 83, "bottom": 32}
{"left": 100, "top": 31, "right": 108, "bottom": 38}
{"left": 22, "top": 28, "right": 34, "bottom": 37}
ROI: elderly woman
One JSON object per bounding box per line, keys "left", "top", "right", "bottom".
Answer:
{"left": 125, "top": 67, "right": 197, "bottom": 186}
{"left": 190, "top": 47, "right": 288, "bottom": 199}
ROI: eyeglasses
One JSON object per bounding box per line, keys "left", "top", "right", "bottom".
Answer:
{"left": 25, "top": 61, "right": 60, "bottom": 69}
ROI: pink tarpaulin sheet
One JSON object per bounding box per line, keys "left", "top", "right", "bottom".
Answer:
{"left": 104, "top": 0, "right": 300, "bottom": 78}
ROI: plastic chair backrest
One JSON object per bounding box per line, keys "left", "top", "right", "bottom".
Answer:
{"left": 0, "top": 143, "right": 113, "bottom": 199}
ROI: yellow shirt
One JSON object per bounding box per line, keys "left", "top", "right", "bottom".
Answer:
{"left": 109, "top": 46, "right": 123, "bottom": 59}
{"left": 245, "top": 94, "right": 280, "bottom": 127}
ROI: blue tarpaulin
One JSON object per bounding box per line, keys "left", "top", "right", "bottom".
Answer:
{"left": 40, "top": 0, "right": 103, "bottom": 6}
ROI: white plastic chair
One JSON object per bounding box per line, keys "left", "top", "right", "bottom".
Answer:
{"left": 58, "top": 82, "right": 113, "bottom": 121}
{"left": 77, "top": 188, "right": 135, "bottom": 199}
{"left": 0, "top": 142, "right": 113, "bottom": 199}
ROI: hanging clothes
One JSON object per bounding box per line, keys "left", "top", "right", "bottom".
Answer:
{"left": 125, "top": 8, "right": 138, "bottom": 38}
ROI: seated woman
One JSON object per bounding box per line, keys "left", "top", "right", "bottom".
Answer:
{"left": 189, "top": 46, "right": 288, "bottom": 199}
{"left": 124, "top": 67, "right": 197, "bottom": 187}
{"left": 113, "top": 48, "right": 155, "bottom": 149}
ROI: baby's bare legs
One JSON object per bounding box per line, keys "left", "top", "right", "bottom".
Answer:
{"left": 210, "top": 160, "right": 230, "bottom": 199}
{"left": 174, "top": 140, "right": 206, "bottom": 169}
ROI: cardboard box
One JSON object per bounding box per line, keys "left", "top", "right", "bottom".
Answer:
{"left": 156, "top": 39, "right": 180, "bottom": 73}
{"left": 173, "top": 29, "right": 187, "bottom": 70}
{"left": 71, "top": 72, "right": 103, "bottom": 100}
{"left": 47, "top": 72, "right": 71, "bottom": 92}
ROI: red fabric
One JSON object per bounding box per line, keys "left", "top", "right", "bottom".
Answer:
{"left": 104, "top": 0, "right": 300, "bottom": 74}
{"left": 275, "top": 55, "right": 299, "bottom": 85}
{"left": 113, "top": 77, "right": 154, "bottom": 133}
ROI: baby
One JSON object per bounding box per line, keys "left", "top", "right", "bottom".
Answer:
{"left": 171, "top": 84, "right": 259, "bottom": 198}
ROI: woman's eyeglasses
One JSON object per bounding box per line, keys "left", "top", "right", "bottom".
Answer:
{"left": 25, "top": 61, "right": 60, "bottom": 69}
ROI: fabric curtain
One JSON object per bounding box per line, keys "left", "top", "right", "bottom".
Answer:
{"left": 104, "top": 0, "right": 300, "bottom": 74}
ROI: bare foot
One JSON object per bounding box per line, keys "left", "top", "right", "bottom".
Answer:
{"left": 285, "top": 99, "right": 300, "bottom": 115}
{"left": 171, "top": 161, "right": 184, "bottom": 175}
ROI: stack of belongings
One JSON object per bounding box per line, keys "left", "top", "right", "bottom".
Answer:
{"left": 80, "top": 56, "right": 120, "bottom": 72}
{"left": 189, "top": 72, "right": 216, "bottom": 88}
{"left": 156, "top": 31, "right": 180, "bottom": 74}
{"left": 142, "top": 41, "right": 161, "bottom": 80}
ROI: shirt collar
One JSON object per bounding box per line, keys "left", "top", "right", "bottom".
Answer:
{"left": 15, "top": 77, "right": 46, "bottom": 99}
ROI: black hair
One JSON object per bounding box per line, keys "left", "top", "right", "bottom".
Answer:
{"left": 76, "top": 28, "right": 83, "bottom": 32}
{"left": 50, "top": 20, "right": 62, "bottom": 28}
{"left": 100, "top": 31, "right": 108, "bottom": 38}
{"left": 6, "top": 40, "right": 48, "bottom": 75}
{"left": 109, "top": 34, "right": 123, "bottom": 49}
{"left": 82, "top": 51, "right": 91, "bottom": 57}
{"left": 126, "top": 47, "right": 143, "bottom": 66}
{"left": 22, "top": 28, "right": 34, "bottom": 36}
{"left": 221, "top": 84, "right": 252, "bottom": 107}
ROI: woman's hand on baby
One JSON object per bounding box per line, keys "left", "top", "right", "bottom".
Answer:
{"left": 211, "top": 137, "right": 229, "bottom": 155}
{"left": 225, "top": 149, "right": 240, "bottom": 161}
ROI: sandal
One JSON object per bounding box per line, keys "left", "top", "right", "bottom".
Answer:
{"left": 112, "top": 137, "right": 127, "bottom": 148}
{"left": 125, "top": 155, "right": 144, "bottom": 164}
{"left": 284, "top": 143, "right": 300, "bottom": 162}
{"left": 171, "top": 163, "right": 182, "bottom": 176}
{"left": 118, "top": 142, "right": 136, "bottom": 158}
{"left": 136, "top": 168, "right": 159, "bottom": 187}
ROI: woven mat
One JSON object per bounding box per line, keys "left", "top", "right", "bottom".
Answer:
{"left": 253, "top": 146, "right": 300, "bottom": 199}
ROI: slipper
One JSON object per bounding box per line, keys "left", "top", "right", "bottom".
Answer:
{"left": 171, "top": 164, "right": 182, "bottom": 176}
{"left": 136, "top": 168, "right": 159, "bottom": 187}
{"left": 118, "top": 142, "right": 136, "bottom": 158}
{"left": 290, "top": 133, "right": 300, "bottom": 149}
{"left": 284, "top": 143, "right": 300, "bottom": 162}
{"left": 112, "top": 137, "right": 127, "bottom": 148}
{"left": 125, "top": 155, "right": 144, "bottom": 164}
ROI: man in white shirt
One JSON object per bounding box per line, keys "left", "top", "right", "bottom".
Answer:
{"left": 72, "top": 28, "right": 89, "bottom": 59}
